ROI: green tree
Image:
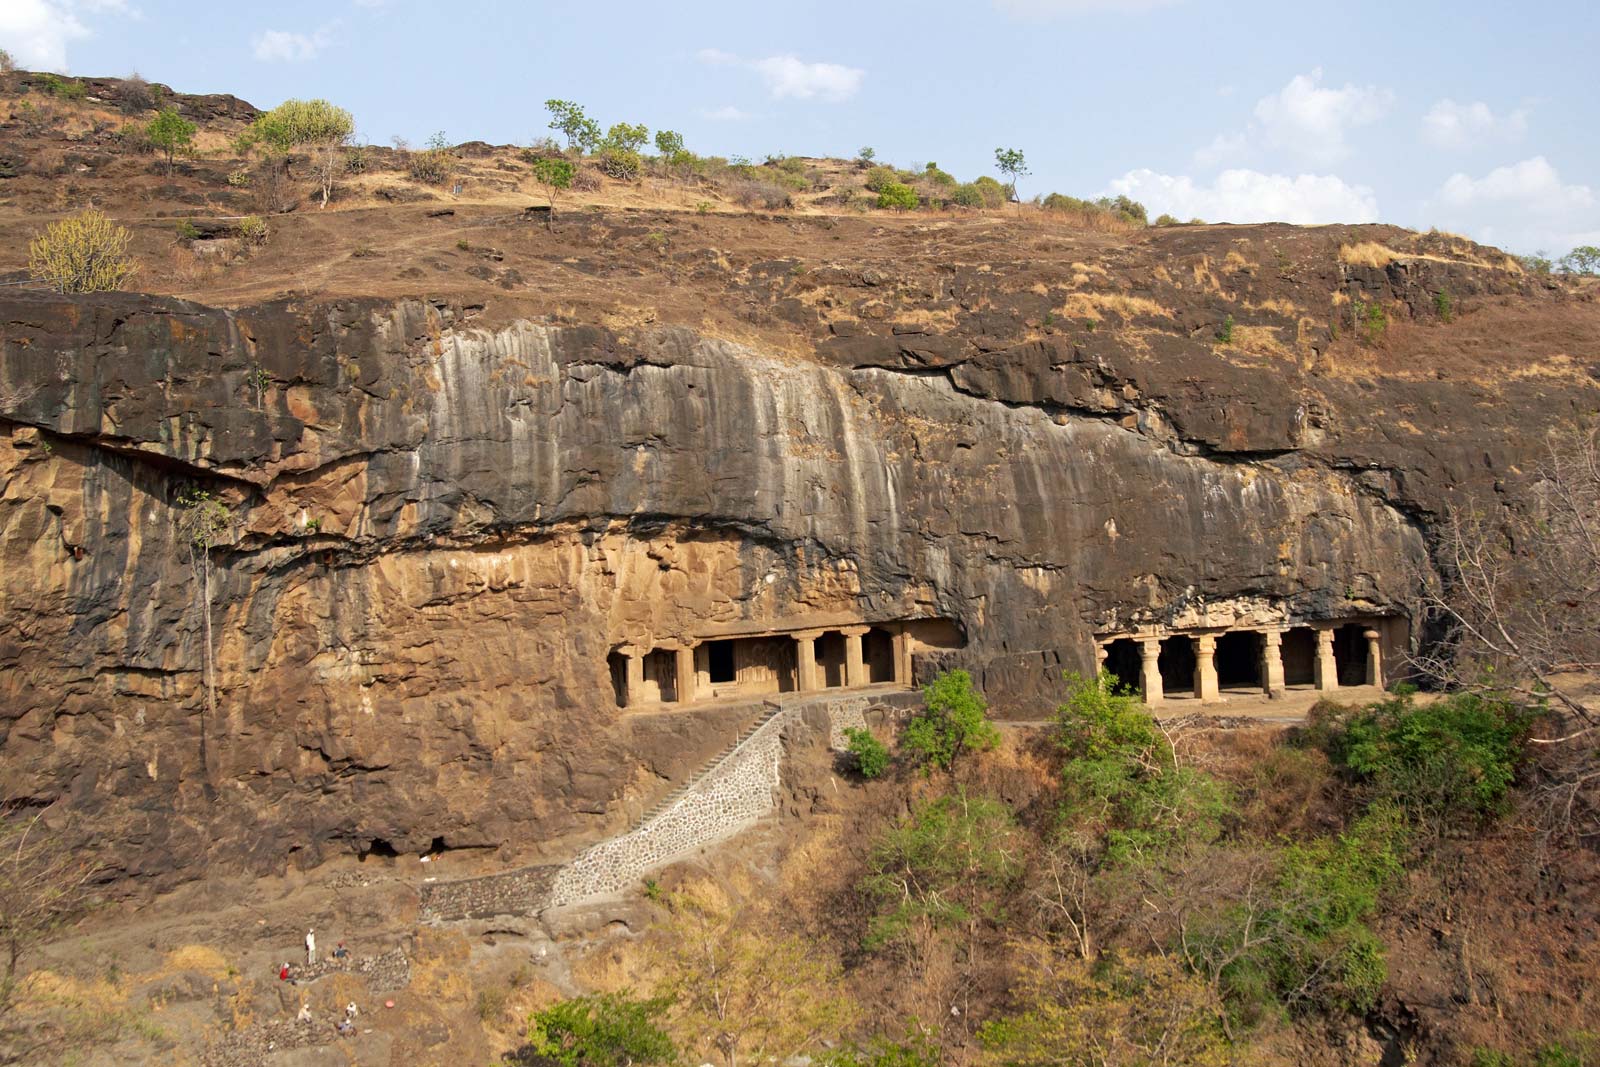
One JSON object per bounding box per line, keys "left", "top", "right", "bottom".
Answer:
{"left": 529, "top": 156, "right": 576, "bottom": 226}
{"left": 1559, "top": 245, "right": 1600, "bottom": 275}
{"left": 654, "top": 129, "right": 685, "bottom": 157}
{"left": 604, "top": 122, "right": 649, "bottom": 152}
{"left": 175, "top": 486, "right": 232, "bottom": 788}
{"left": 240, "top": 99, "right": 354, "bottom": 207}
{"left": 145, "top": 107, "right": 195, "bottom": 176}
{"left": 994, "top": 147, "right": 1029, "bottom": 203}
{"left": 902, "top": 669, "right": 999, "bottom": 772}
{"left": 546, "top": 99, "right": 601, "bottom": 153}
{"left": 525, "top": 991, "right": 676, "bottom": 1067}
{"left": 27, "top": 208, "right": 137, "bottom": 294}
{"left": 860, "top": 789, "right": 1021, "bottom": 950}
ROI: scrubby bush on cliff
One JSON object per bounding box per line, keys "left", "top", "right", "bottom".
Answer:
{"left": 1312, "top": 691, "right": 1526, "bottom": 833}
{"left": 902, "top": 669, "right": 999, "bottom": 772}
{"left": 654, "top": 882, "right": 858, "bottom": 1066}
{"left": 876, "top": 182, "right": 918, "bottom": 211}
{"left": 730, "top": 180, "right": 792, "bottom": 211}
{"left": 860, "top": 789, "right": 1021, "bottom": 950}
{"left": 524, "top": 991, "right": 676, "bottom": 1066}
{"left": 824, "top": 1026, "right": 941, "bottom": 1067}
{"left": 1559, "top": 245, "right": 1600, "bottom": 275}
{"left": 844, "top": 727, "right": 890, "bottom": 778}
{"left": 27, "top": 208, "right": 137, "bottom": 293}
{"left": 597, "top": 146, "right": 642, "bottom": 181}
{"left": 863, "top": 166, "right": 898, "bottom": 193}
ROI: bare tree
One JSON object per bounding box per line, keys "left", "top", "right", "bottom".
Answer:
{"left": 0, "top": 807, "right": 100, "bottom": 1065}
{"left": 1413, "top": 420, "right": 1600, "bottom": 723}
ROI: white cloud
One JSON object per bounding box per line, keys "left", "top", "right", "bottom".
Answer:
{"left": 1429, "top": 156, "right": 1597, "bottom": 253}
{"left": 252, "top": 26, "right": 334, "bottom": 63}
{"left": 1421, "top": 99, "right": 1529, "bottom": 150}
{"left": 696, "top": 48, "right": 864, "bottom": 102}
{"left": 1107, "top": 168, "right": 1380, "bottom": 225}
{"left": 1251, "top": 68, "right": 1392, "bottom": 165}
{"left": 0, "top": 0, "right": 88, "bottom": 71}
{"left": 701, "top": 104, "right": 750, "bottom": 121}
{"left": 993, "top": 0, "right": 1181, "bottom": 16}
{"left": 1195, "top": 69, "right": 1392, "bottom": 167}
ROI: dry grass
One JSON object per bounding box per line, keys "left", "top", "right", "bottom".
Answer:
{"left": 1060, "top": 292, "right": 1171, "bottom": 321}
{"left": 160, "top": 944, "right": 231, "bottom": 980}
{"left": 1339, "top": 241, "right": 1399, "bottom": 268}
{"left": 1226, "top": 324, "right": 1299, "bottom": 361}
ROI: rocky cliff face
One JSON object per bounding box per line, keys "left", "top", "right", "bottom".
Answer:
{"left": 2, "top": 227, "right": 1596, "bottom": 889}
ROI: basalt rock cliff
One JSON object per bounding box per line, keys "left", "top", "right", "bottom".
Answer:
{"left": 2, "top": 221, "right": 1597, "bottom": 890}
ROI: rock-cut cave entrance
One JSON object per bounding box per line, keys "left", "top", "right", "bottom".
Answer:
{"left": 1103, "top": 638, "right": 1143, "bottom": 695}
{"left": 1158, "top": 635, "right": 1197, "bottom": 698}
{"left": 1281, "top": 627, "right": 1317, "bottom": 687}
{"left": 864, "top": 627, "right": 897, "bottom": 684}
{"left": 1333, "top": 623, "right": 1368, "bottom": 686}
{"left": 1215, "top": 630, "right": 1264, "bottom": 691}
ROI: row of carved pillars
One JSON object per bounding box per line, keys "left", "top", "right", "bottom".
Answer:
{"left": 1099, "top": 625, "right": 1383, "bottom": 705}
{"left": 618, "top": 625, "right": 913, "bottom": 709}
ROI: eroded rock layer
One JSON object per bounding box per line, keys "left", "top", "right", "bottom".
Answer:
{"left": 1, "top": 254, "right": 1595, "bottom": 888}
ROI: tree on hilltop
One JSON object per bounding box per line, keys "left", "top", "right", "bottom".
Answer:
{"left": 995, "top": 147, "right": 1028, "bottom": 204}
{"left": 529, "top": 156, "right": 575, "bottom": 227}
{"left": 145, "top": 107, "right": 195, "bottom": 176}
{"left": 545, "top": 99, "right": 600, "bottom": 153}
{"left": 239, "top": 99, "right": 355, "bottom": 208}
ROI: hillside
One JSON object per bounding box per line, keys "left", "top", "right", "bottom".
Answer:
{"left": 1, "top": 73, "right": 1599, "bottom": 1067}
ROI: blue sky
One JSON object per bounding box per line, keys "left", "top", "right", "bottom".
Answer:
{"left": 4, "top": 0, "right": 1596, "bottom": 256}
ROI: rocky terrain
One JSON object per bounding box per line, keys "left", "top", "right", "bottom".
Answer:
{"left": 1, "top": 72, "right": 1599, "bottom": 1067}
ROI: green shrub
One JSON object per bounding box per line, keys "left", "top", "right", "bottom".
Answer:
{"left": 863, "top": 165, "right": 898, "bottom": 193}
{"left": 603, "top": 122, "right": 649, "bottom": 153}
{"left": 40, "top": 74, "right": 87, "bottom": 100}
{"left": 476, "top": 986, "right": 506, "bottom": 1022}
{"left": 653, "top": 129, "right": 684, "bottom": 157}
{"left": 597, "top": 146, "right": 642, "bottom": 180}
{"left": 1319, "top": 691, "right": 1526, "bottom": 830}
{"left": 1217, "top": 313, "right": 1234, "bottom": 343}
{"left": 1154, "top": 213, "right": 1182, "bottom": 226}
{"left": 1433, "top": 289, "right": 1454, "bottom": 322}
{"left": 525, "top": 991, "right": 676, "bottom": 1067}
{"left": 902, "top": 669, "right": 999, "bottom": 772}
{"left": 1559, "top": 246, "right": 1600, "bottom": 275}
{"left": 860, "top": 789, "right": 1020, "bottom": 949}
{"left": 236, "top": 215, "right": 268, "bottom": 245}
{"left": 844, "top": 727, "right": 890, "bottom": 779}
{"left": 971, "top": 176, "right": 1008, "bottom": 208}
{"left": 1519, "top": 252, "right": 1554, "bottom": 275}
{"left": 1041, "top": 193, "right": 1148, "bottom": 226}
{"left": 1055, "top": 672, "right": 1232, "bottom": 862}
{"left": 545, "top": 99, "right": 601, "bottom": 153}
{"left": 344, "top": 145, "right": 368, "bottom": 173}
{"left": 949, "top": 183, "right": 985, "bottom": 209}
{"left": 922, "top": 162, "right": 956, "bottom": 187}
{"left": 876, "top": 182, "right": 918, "bottom": 211}
{"left": 823, "top": 1025, "right": 942, "bottom": 1067}
{"left": 174, "top": 220, "right": 200, "bottom": 242}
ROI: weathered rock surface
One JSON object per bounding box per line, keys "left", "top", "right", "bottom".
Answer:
{"left": 2, "top": 230, "right": 1596, "bottom": 890}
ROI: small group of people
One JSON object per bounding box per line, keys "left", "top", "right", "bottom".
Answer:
{"left": 296, "top": 998, "right": 361, "bottom": 1038}
{"left": 279, "top": 929, "right": 351, "bottom": 980}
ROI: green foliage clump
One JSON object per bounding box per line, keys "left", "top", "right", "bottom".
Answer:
{"left": 824, "top": 1025, "right": 942, "bottom": 1067}
{"left": 1217, "top": 313, "right": 1234, "bottom": 344}
{"left": 876, "top": 182, "right": 918, "bottom": 211}
{"left": 145, "top": 108, "right": 195, "bottom": 176}
{"left": 1316, "top": 691, "right": 1526, "bottom": 830}
{"left": 1519, "top": 251, "right": 1554, "bottom": 275}
{"left": 1198, "top": 804, "right": 1407, "bottom": 1021}
{"left": 1559, "top": 245, "right": 1600, "bottom": 275}
{"left": 844, "top": 727, "right": 890, "bottom": 779}
{"left": 863, "top": 165, "right": 899, "bottom": 193}
{"left": 949, "top": 183, "right": 985, "bottom": 208}
{"left": 978, "top": 951, "right": 1230, "bottom": 1067}
{"left": 545, "top": 99, "right": 601, "bottom": 152}
{"left": 902, "top": 669, "right": 999, "bottom": 772}
{"left": 1154, "top": 213, "right": 1182, "bottom": 226}
{"left": 653, "top": 129, "right": 684, "bottom": 157}
{"left": 1055, "top": 672, "right": 1232, "bottom": 862}
{"left": 241, "top": 98, "right": 353, "bottom": 154}
{"left": 994, "top": 146, "right": 1028, "bottom": 200}
{"left": 408, "top": 147, "right": 454, "bottom": 186}
{"left": 860, "top": 789, "right": 1021, "bottom": 949}
{"left": 1434, "top": 289, "right": 1455, "bottom": 322}
{"left": 27, "top": 208, "right": 137, "bottom": 294}
{"left": 922, "top": 161, "right": 956, "bottom": 187}
{"left": 524, "top": 991, "right": 676, "bottom": 1067}
{"left": 1041, "top": 193, "right": 1149, "bottom": 227}
{"left": 39, "top": 74, "right": 87, "bottom": 100}
{"left": 235, "top": 215, "right": 269, "bottom": 246}
{"left": 1350, "top": 299, "right": 1388, "bottom": 344}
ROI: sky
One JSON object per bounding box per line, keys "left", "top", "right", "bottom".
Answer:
{"left": 2, "top": 0, "right": 1597, "bottom": 256}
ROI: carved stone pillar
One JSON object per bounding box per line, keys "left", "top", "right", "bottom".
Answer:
{"left": 1314, "top": 627, "right": 1339, "bottom": 691}
{"left": 1139, "top": 638, "right": 1164, "bottom": 705}
{"left": 674, "top": 643, "right": 698, "bottom": 704}
{"left": 842, "top": 625, "right": 870, "bottom": 688}
{"left": 892, "top": 627, "right": 913, "bottom": 686}
{"left": 792, "top": 630, "right": 822, "bottom": 693}
{"left": 1364, "top": 628, "right": 1383, "bottom": 688}
{"left": 1261, "top": 628, "right": 1285, "bottom": 697}
{"left": 1194, "top": 635, "right": 1220, "bottom": 703}
{"left": 1095, "top": 642, "right": 1109, "bottom": 676}
{"left": 622, "top": 647, "right": 646, "bottom": 708}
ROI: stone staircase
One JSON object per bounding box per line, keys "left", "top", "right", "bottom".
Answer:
{"left": 419, "top": 687, "right": 919, "bottom": 923}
